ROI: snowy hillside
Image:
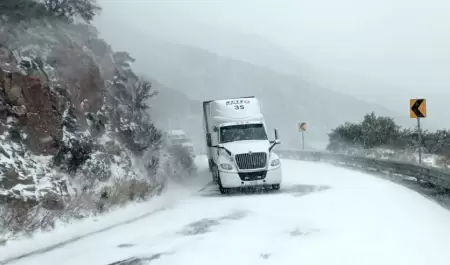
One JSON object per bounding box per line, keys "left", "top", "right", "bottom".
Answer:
{"left": 0, "top": 17, "right": 194, "bottom": 240}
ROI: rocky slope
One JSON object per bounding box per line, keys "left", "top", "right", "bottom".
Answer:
{"left": 0, "top": 20, "right": 191, "bottom": 238}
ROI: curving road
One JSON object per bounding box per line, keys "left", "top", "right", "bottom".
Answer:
{"left": 3, "top": 157, "right": 450, "bottom": 265}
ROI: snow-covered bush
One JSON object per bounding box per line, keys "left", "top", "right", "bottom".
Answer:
{"left": 0, "top": 0, "right": 101, "bottom": 24}
{"left": 328, "top": 112, "right": 450, "bottom": 167}
{"left": 165, "top": 144, "right": 197, "bottom": 176}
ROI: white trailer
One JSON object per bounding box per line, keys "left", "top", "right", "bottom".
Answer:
{"left": 202, "top": 96, "right": 282, "bottom": 194}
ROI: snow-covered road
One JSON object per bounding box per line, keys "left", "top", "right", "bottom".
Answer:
{"left": 3, "top": 157, "right": 450, "bottom": 265}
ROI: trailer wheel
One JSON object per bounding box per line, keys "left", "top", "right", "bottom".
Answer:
{"left": 272, "top": 184, "right": 280, "bottom": 191}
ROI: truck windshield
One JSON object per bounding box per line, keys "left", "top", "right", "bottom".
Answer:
{"left": 220, "top": 124, "right": 268, "bottom": 143}
{"left": 170, "top": 138, "right": 190, "bottom": 145}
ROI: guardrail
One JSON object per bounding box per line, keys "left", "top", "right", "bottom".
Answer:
{"left": 276, "top": 149, "right": 450, "bottom": 190}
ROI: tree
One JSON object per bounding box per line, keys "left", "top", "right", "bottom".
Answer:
{"left": 360, "top": 112, "right": 400, "bottom": 148}
{"left": 327, "top": 112, "right": 400, "bottom": 151}
{"left": 0, "top": 0, "right": 101, "bottom": 23}
{"left": 108, "top": 53, "right": 161, "bottom": 156}
{"left": 327, "top": 122, "right": 363, "bottom": 151}
{"left": 130, "top": 80, "right": 158, "bottom": 120}
{"left": 113, "top": 51, "right": 135, "bottom": 69}
{"left": 120, "top": 79, "right": 160, "bottom": 155}
{"left": 43, "top": 0, "right": 101, "bottom": 23}
{"left": 112, "top": 51, "right": 137, "bottom": 81}
{"left": 0, "top": 0, "right": 49, "bottom": 22}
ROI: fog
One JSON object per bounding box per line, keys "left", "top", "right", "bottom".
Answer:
{"left": 129, "top": 0, "right": 450, "bottom": 93}
{"left": 94, "top": 0, "right": 450, "bottom": 149}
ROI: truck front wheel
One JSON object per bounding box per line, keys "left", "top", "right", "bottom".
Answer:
{"left": 218, "top": 177, "right": 230, "bottom": 194}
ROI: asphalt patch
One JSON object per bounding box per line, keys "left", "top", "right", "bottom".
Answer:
{"left": 177, "top": 218, "right": 221, "bottom": 236}
{"left": 289, "top": 228, "right": 320, "bottom": 237}
{"left": 107, "top": 252, "right": 171, "bottom": 265}
{"left": 282, "top": 184, "right": 331, "bottom": 197}
{"left": 117, "top": 244, "right": 135, "bottom": 248}
{"left": 220, "top": 210, "right": 248, "bottom": 221}
{"left": 177, "top": 210, "right": 249, "bottom": 236}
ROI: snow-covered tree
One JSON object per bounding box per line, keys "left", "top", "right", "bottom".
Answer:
{"left": 43, "top": 0, "right": 101, "bottom": 23}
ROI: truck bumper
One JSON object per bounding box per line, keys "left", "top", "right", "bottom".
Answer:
{"left": 219, "top": 167, "right": 282, "bottom": 188}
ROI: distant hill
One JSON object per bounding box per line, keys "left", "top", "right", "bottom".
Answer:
{"left": 132, "top": 38, "right": 401, "bottom": 150}
{"left": 95, "top": 8, "right": 315, "bottom": 79}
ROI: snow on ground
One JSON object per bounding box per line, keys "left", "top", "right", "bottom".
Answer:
{"left": 0, "top": 156, "right": 211, "bottom": 263}
{"left": 356, "top": 147, "right": 445, "bottom": 168}
{"left": 2, "top": 158, "right": 450, "bottom": 265}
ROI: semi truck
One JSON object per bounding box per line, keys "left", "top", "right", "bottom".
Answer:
{"left": 202, "top": 96, "right": 282, "bottom": 194}
{"left": 164, "top": 130, "right": 196, "bottom": 159}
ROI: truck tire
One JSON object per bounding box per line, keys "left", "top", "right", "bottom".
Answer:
{"left": 212, "top": 166, "right": 229, "bottom": 194}
{"left": 211, "top": 164, "right": 219, "bottom": 184}
{"left": 208, "top": 159, "right": 214, "bottom": 172}
{"left": 218, "top": 176, "right": 230, "bottom": 194}
{"left": 272, "top": 184, "right": 280, "bottom": 191}
{"left": 219, "top": 185, "right": 230, "bottom": 194}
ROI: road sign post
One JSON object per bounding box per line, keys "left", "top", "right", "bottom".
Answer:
{"left": 298, "top": 122, "right": 307, "bottom": 151}
{"left": 410, "top": 99, "right": 427, "bottom": 164}
{"left": 302, "top": 131, "right": 305, "bottom": 151}
{"left": 417, "top": 117, "right": 422, "bottom": 164}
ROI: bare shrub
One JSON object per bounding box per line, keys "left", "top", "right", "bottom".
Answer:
{"left": 0, "top": 178, "right": 162, "bottom": 236}
{"left": 1, "top": 200, "right": 56, "bottom": 234}
{"left": 59, "top": 191, "right": 99, "bottom": 220}
{"left": 98, "top": 179, "right": 159, "bottom": 210}
{"left": 435, "top": 155, "right": 450, "bottom": 168}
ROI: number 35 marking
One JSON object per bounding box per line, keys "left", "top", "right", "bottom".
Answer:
{"left": 234, "top": 105, "right": 245, "bottom": 110}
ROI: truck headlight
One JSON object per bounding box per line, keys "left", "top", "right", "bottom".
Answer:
{"left": 270, "top": 159, "right": 280, "bottom": 167}
{"left": 220, "top": 163, "right": 233, "bottom": 170}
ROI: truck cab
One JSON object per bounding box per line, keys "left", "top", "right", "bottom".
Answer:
{"left": 164, "top": 130, "right": 196, "bottom": 159}
{"left": 202, "top": 97, "right": 282, "bottom": 194}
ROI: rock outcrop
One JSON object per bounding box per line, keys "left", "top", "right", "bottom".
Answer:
{"left": 0, "top": 21, "right": 186, "bottom": 237}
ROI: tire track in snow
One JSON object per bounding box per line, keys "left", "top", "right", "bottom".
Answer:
{"left": 0, "top": 207, "right": 168, "bottom": 265}
{"left": 0, "top": 183, "right": 212, "bottom": 265}
{"left": 105, "top": 209, "right": 250, "bottom": 265}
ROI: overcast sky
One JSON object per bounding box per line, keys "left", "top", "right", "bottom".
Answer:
{"left": 96, "top": 0, "right": 450, "bottom": 127}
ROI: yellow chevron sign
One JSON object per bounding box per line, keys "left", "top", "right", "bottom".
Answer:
{"left": 410, "top": 99, "right": 426, "bottom": 118}
{"left": 298, "top": 122, "right": 307, "bottom": 132}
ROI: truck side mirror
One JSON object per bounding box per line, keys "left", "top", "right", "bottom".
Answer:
{"left": 206, "top": 133, "right": 212, "bottom": 147}
{"left": 269, "top": 128, "right": 281, "bottom": 152}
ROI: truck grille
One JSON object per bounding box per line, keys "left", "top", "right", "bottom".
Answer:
{"left": 235, "top": 152, "right": 267, "bottom": 169}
